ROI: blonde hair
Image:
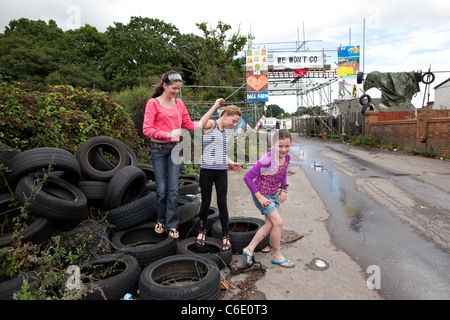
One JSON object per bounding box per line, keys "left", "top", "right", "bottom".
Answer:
{"left": 218, "top": 105, "right": 242, "bottom": 118}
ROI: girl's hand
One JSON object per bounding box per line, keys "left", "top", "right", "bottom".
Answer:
{"left": 278, "top": 190, "right": 287, "bottom": 203}
{"left": 257, "top": 194, "right": 271, "bottom": 208}
{"left": 167, "top": 129, "right": 181, "bottom": 139}
{"left": 214, "top": 98, "right": 225, "bottom": 108}
{"left": 228, "top": 162, "right": 242, "bottom": 172}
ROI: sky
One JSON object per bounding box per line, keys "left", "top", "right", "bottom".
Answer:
{"left": 1, "top": 0, "right": 450, "bottom": 113}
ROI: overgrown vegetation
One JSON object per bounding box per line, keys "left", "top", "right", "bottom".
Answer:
{"left": 0, "top": 17, "right": 247, "bottom": 94}
{"left": 0, "top": 82, "right": 150, "bottom": 162}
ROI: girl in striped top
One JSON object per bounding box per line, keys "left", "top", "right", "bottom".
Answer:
{"left": 196, "top": 105, "right": 242, "bottom": 251}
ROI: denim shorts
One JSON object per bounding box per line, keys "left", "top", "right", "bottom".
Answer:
{"left": 251, "top": 193, "right": 280, "bottom": 215}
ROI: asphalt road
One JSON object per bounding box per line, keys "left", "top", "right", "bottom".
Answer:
{"left": 220, "top": 134, "right": 449, "bottom": 300}
{"left": 289, "top": 135, "right": 450, "bottom": 299}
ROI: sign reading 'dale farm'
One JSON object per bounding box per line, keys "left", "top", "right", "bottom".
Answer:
{"left": 246, "top": 48, "right": 268, "bottom": 102}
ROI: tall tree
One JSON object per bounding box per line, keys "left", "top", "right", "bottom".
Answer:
{"left": 173, "top": 21, "right": 247, "bottom": 100}
{"left": 102, "top": 16, "right": 182, "bottom": 91}
{"left": 0, "top": 19, "right": 107, "bottom": 90}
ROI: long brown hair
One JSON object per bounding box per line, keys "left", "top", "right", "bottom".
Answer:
{"left": 151, "top": 71, "right": 182, "bottom": 99}
{"left": 272, "top": 129, "right": 292, "bottom": 144}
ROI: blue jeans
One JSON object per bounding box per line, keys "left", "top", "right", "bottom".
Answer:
{"left": 150, "top": 143, "right": 181, "bottom": 230}
{"left": 251, "top": 193, "right": 280, "bottom": 215}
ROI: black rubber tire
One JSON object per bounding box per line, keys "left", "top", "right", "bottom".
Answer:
{"left": 361, "top": 103, "right": 374, "bottom": 115}
{"left": 179, "top": 173, "right": 199, "bottom": 182}
{"left": 357, "top": 71, "right": 364, "bottom": 84}
{"left": 178, "top": 195, "right": 201, "bottom": 224}
{"left": 104, "top": 191, "right": 157, "bottom": 231}
{"left": 421, "top": 72, "right": 435, "bottom": 84}
{"left": 178, "top": 179, "right": 200, "bottom": 195}
{"left": 14, "top": 174, "right": 89, "bottom": 222}
{"left": 91, "top": 142, "right": 139, "bottom": 170}
{"left": 0, "top": 143, "right": 20, "bottom": 168}
{"left": 76, "top": 136, "right": 129, "bottom": 181}
{"left": 0, "top": 269, "right": 36, "bottom": 300}
{"left": 102, "top": 166, "right": 146, "bottom": 210}
{"left": 178, "top": 206, "right": 220, "bottom": 238}
{"left": 211, "top": 217, "right": 270, "bottom": 253}
{"left": 176, "top": 237, "right": 232, "bottom": 269}
{"left": 111, "top": 222, "right": 177, "bottom": 268}
{"left": 139, "top": 254, "right": 220, "bottom": 300}
{"left": 6, "top": 147, "right": 81, "bottom": 189}
{"left": 359, "top": 94, "right": 372, "bottom": 106}
{"left": 83, "top": 254, "right": 141, "bottom": 300}
{"left": 0, "top": 207, "right": 55, "bottom": 248}
{"left": 77, "top": 180, "right": 108, "bottom": 207}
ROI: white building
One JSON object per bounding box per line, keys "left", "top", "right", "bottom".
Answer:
{"left": 434, "top": 77, "right": 450, "bottom": 110}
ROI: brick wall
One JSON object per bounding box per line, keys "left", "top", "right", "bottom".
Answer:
{"left": 364, "top": 110, "right": 450, "bottom": 156}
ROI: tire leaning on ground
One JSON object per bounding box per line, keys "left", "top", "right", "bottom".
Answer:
{"left": 111, "top": 222, "right": 177, "bottom": 267}
{"left": 139, "top": 254, "right": 221, "bottom": 300}
{"left": 76, "top": 136, "right": 129, "bottom": 181}
{"left": 83, "top": 254, "right": 141, "bottom": 300}
{"left": 176, "top": 237, "right": 232, "bottom": 269}
{"left": 14, "top": 174, "right": 89, "bottom": 222}
{"left": 211, "top": 217, "right": 270, "bottom": 254}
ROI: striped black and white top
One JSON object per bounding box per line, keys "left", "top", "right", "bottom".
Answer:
{"left": 201, "top": 121, "right": 229, "bottom": 170}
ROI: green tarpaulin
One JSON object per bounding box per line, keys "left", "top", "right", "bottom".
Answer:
{"left": 363, "top": 71, "right": 420, "bottom": 107}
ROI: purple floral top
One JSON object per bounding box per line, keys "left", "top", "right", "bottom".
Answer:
{"left": 244, "top": 150, "right": 290, "bottom": 195}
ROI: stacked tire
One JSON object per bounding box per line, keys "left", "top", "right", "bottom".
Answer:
{"left": 1, "top": 136, "right": 270, "bottom": 300}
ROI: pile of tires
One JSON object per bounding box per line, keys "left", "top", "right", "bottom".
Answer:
{"left": 1, "top": 136, "right": 267, "bottom": 300}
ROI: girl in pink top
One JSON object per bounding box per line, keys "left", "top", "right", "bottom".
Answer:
{"left": 143, "top": 71, "right": 224, "bottom": 238}
{"left": 243, "top": 129, "right": 295, "bottom": 268}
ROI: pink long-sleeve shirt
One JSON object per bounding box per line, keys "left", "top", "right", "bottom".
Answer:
{"left": 142, "top": 98, "right": 199, "bottom": 142}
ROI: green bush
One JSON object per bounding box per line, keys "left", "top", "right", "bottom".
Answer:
{"left": 0, "top": 83, "right": 150, "bottom": 163}
{"left": 350, "top": 135, "right": 380, "bottom": 148}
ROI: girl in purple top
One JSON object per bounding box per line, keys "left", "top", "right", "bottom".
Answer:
{"left": 242, "top": 129, "right": 295, "bottom": 268}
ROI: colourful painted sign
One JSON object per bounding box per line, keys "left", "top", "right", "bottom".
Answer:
{"left": 246, "top": 49, "right": 268, "bottom": 102}
{"left": 337, "top": 46, "right": 360, "bottom": 76}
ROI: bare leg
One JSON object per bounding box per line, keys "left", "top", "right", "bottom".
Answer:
{"left": 243, "top": 215, "right": 273, "bottom": 257}
{"left": 266, "top": 209, "right": 294, "bottom": 267}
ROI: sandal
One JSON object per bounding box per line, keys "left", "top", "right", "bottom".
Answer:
{"left": 196, "top": 229, "right": 207, "bottom": 247}
{"left": 222, "top": 235, "right": 232, "bottom": 251}
{"left": 168, "top": 228, "right": 179, "bottom": 239}
{"left": 242, "top": 248, "right": 254, "bottom": 266}
{"left": 155, "top": 222, "right": 164, "bottom": 234}
{"left": 271, "top": 258, "right": 295, "bottom": 268}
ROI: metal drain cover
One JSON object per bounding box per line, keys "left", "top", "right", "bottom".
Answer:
{"left": 305, "top": 258, "right": 329, "bottom": 271}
